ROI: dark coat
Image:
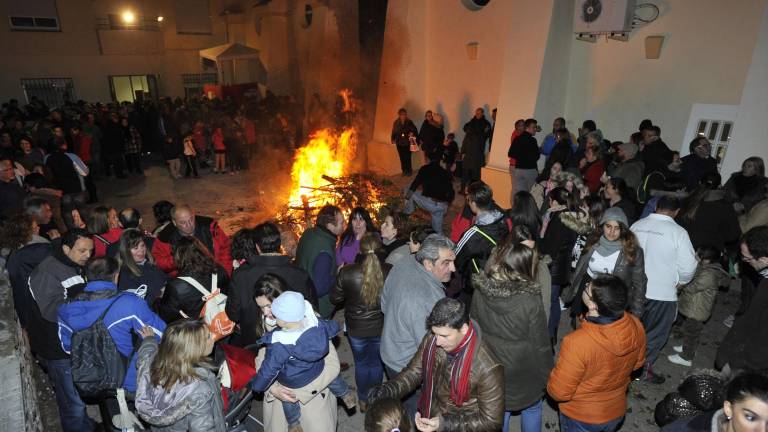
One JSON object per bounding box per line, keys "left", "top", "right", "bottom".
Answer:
{"left": 462, "top": 116, "right": 492, "bottom": 170}
{"left": 678, "top": 190, "right": 741, "bottom": 251}
{"left": 225, "top": 254, "right": 316, "bottom": 347}
{"left": 455, "top": 212, "right": 510, "bottom": 287}
{"left": 157, "top": 267, "right": 230, "bottom": 324}
{"left": 419, "top": 120, "right": 445, "bottom": 159}
{"left": 724, "top": 173, "right": 768, "bottom": 214}
{"left": 6, "top": 240, "right": 52, "bottom": 328}
{"left": 390, "top": 119, "right": 418, "bottom": 147}
{"left": 680, "top": 154, "right": 718, "bottom": 192}
{"left": 539, "top": 210, "right": 590, "bottom": 285}
{"left": 330, "top": 257, "right": 392, "bottom": 338}
{"left": 102, "top": 120, "right": 125, "bottom": 155}
{"left": 0, "top": 179, "right": 26, "bottom": 218}
{"left": 117, "top": 261, "right": 168, "bottom": 304}
{"left": 46, "top": 150, "right": 82, "bottom": 194}
{"left": 641, "top": 139, "right": 674, "bottom": 176}
{"left": 716, "top": 277, "right": 768, "bottom": 371}
{"left": 470, "top": 272, "right": 552, "bottom": 411}
{"left": 507, "top": 131, "right": 540, "bottom": 170}
{"left": 570, "top": 246, "right": 647, "bottom": 316}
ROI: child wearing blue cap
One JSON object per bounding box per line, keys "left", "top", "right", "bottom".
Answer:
{"left": 249, "top": 291, "right": 356, "bottom": 432}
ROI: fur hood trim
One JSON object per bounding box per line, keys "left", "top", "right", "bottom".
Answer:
{"left": 559, "top": 210, "right": 593, "bottom": 235}
{"left": 472, "top": 272, "right": 541, "bottom": 298}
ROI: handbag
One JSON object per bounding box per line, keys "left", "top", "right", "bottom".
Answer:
{"left": 178, "top": 274, "right": 235, "bottom": 341}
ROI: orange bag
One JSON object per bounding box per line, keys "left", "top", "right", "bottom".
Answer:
{"left": 178, "top": 274, "right": 235, "bottom": 341}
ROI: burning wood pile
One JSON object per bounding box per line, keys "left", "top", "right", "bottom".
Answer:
{"left": 276, "top": 126, "right": 403, "bottom": 233}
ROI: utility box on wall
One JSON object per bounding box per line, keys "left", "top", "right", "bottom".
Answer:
{"left": 573, "top": 0, "right": 636, "bottom": 34}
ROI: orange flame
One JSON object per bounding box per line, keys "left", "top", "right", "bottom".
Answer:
{"left": 288, "top": 127, "right": 357, "bottom": 207}
{"left": 339, "top": 89, "right": 353, "bottom": 113}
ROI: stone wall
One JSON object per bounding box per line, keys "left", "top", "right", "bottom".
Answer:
{"left": 0, "top": 273, "right": 43, "bottom": 432}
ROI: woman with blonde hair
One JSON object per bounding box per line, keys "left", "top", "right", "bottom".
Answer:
{"left": 331, "top": 232, "right": 392, "bottom": 412}
{"left": 135, "top": 320, "right": 225, "bottom": 431}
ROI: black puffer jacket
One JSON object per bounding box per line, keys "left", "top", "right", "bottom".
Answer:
{"left": 470, "top": 272, "right": 552, "bottom": 411}
{"left": 570, "top": 246, "right": 647, "bottom": 316}
{"left": 330, "top": 257, "right": 392, "bottom": 338}
{"left": 539, "top": 210, "right": 591, "bottom": 285}
{"left": 157, "top": 267, "right": 229, "bottom": 324}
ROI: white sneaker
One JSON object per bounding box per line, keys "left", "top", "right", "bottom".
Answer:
{"left": 673, "top": 345, "right": 683, "bottom": 353}
{"left": 668, "top": 353, "right": 692, "bottom": 367}
{"left": 723, "top": 315, "right": 735, "bottom": 328}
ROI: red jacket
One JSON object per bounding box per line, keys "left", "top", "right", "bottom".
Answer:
{"left": 153, "top": 216, "right": 233, "bottom": 276}
{"left": 74, "top": 134, "right": 92, "bottom": 164}
{"left": 213, "top": 128, "right": 226, "bottom": 151}
{"left": 93, "top": 227, "right": 123, "bottom": 258}
{"left": 581, "top": 159, "right": 605, "bottom": 194}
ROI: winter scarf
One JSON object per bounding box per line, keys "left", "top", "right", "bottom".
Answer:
{"left": 594, "top": 236, "right": 622, "bottom": 258}
{"left": 419, "top": 323, "right": 478, "bottom": 417}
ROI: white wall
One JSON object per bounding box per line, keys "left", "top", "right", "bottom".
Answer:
{"left": 564, "top": 0, "right": 767, "bottom": 149}
{"left": 722, "top": 3, "right": 768, "bottom": 177}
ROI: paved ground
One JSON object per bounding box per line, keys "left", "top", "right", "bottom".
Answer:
{"left": 33, "top": 155, "right": 738, "bottom": 431}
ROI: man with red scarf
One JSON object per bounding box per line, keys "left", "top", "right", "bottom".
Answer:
{"left": 369, "top": 298, "right": 504, "bottom": 431}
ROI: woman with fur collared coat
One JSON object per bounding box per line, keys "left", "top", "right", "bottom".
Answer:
{"left": 471, "top": 242, "right": 553, "bottom": 432}
{"left": 568, "top": 207, "right": 647, "bottom": 318}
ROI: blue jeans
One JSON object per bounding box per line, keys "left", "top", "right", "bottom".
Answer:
{"left": 40, "top": 357, "right": 95, "bottom": 432}
{"left": 282, "top": 375, "right": 350, "bottom": 426}
{"left": 348, "top": 335, "right": 384, "bottom": 403}
{"left": 559, "top": 413, "right": 623, "bottom": 432}
{"left": 503, "top": 399, "right": 543, "bottom": 432}
{"left": 404, "top": 188, "right": 449, "bottom": 234}
{"left": 548, "top": 284, "right": 562, "bottom": 338}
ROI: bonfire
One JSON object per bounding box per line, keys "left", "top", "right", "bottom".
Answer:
{"left": 277, "top": 126, "right": 401, "bottom": 233}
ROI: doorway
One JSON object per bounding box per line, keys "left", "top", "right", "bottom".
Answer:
{"left": 109, "top": 75, "right": 158, "bottom": 102}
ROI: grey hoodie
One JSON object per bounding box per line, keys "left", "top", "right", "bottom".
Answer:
{"left": 134, "top": 338, "right": 225, "bottom": 432}
{"left": 380, "top": 254, "right": 446, "bottom": 372}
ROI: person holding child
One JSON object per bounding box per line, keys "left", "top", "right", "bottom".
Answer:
{"left": 249, "top": 291, "right": 356, "bottom": 432}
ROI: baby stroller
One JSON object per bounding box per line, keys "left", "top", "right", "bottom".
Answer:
{"left": 102, "top": 343, "right": 259, "bottom": 431}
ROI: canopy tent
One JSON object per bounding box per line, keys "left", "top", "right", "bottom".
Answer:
{"left": 199, "top": 43, "right": 266, "bottom": 85}
{"left": 199, "top": 42, "right": 260, "bottom": 62}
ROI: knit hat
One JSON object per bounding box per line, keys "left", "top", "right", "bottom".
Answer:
{"left": 271, "top": 291, "right": 305, "bottom": 323}
{"left": 618, "top": 142, "right": 639, "bottom": 160}
{"left": 600, "top": 207, "right": 629, "bottom": 227}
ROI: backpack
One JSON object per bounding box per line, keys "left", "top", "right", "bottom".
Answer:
{"left": 178, "top": 274, "right": 234, "bottom": 341}
{"left": 70, "top": 293, "right": 129, "bottom": 398}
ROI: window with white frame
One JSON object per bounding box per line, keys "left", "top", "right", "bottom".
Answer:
{"left": 695, "top": 119, "right": 733, "bottom": 169}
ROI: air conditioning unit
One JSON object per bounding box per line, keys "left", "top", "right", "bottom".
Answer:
{"left": 573, "top": 0, "right": 636, "bottom": 34}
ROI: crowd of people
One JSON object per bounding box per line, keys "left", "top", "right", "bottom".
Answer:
{"left": 1, "top": 96, "right": 768, "bottom": 432}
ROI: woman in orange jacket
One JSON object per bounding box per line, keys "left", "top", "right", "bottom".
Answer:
{"left": 547, "top": 275, "right": 646, "bottom": 432}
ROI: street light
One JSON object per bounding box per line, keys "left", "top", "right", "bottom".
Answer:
{"left": 122, "top": 11, "right": 135, "bottom": 24}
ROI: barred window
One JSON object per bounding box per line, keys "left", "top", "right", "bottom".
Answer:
{"left": 20, "top": 78, "right": 76, "bottom": 108}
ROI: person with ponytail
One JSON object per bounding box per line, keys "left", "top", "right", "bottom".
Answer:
{"left": 331, "top": 232, "right": 392, "bottom": 412}
{"left": 368, "top": 298, "right": 504, "bottom": 431}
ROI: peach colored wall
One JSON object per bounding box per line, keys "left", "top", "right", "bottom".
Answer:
{"left": 564, "top": 0, "right": 767, "bottom": 152}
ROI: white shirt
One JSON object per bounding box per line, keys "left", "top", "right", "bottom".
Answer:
{"left": 631, "top": 213, "right": 698, "bottom": 301}
{"left": 587, "top": 250, "right": 621, "bottom": 278}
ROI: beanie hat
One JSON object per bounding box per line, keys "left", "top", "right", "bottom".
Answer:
{"left": 271, "top": 291, "right": 305, "bottom": 323}
{"left": 600, "top": 207, "right": 629, "bottom": 227}
{"left": 618, "top": 142, "right": 639, "bottom": 160}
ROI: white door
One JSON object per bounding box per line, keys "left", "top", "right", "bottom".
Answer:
{"left": 682, "top": 104, "right": 738, "bottom": 171}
